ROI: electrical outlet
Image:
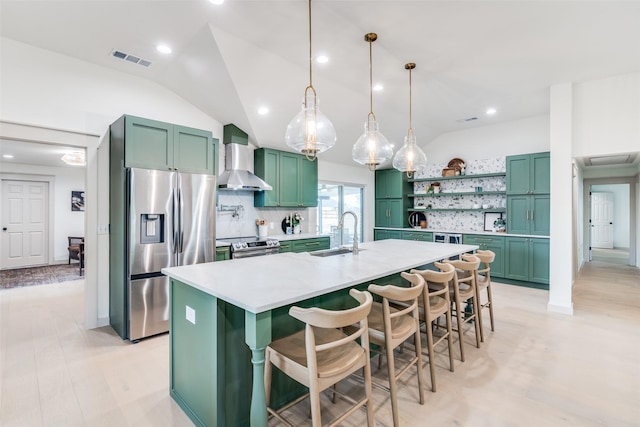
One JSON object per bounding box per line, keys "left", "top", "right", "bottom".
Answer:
{"left": 186, "top": 305, "right": 196, "bottom": 325}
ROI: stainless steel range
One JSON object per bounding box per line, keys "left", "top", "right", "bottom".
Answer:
{"left": 226, "top": 236, "right": 280, "bottom": 259}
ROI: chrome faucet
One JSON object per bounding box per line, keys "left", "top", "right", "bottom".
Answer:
{"left": 338, "top": 211, "right": 359, "bottom": 255}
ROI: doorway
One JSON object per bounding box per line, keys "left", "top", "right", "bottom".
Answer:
{"left": 584, "top": 179, "right": 636, "bottom": 267}
{"left": 0, "top": 179, "right": 49, "bottom": 269}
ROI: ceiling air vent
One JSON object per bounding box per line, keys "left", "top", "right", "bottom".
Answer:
{"left": 110, "top": 49, "right": 152, "bottom": 68}
{"left": 456, "top": 116, "right": 478, "bottom": 123}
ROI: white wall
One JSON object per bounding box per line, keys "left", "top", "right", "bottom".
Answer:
{"left": 0, "top": 162, "right": 85, "bottom": 262}
{"left": 1, "top": 38, "right": 225, "bottom": 328}
{"left": 591, "top": 184, "right": 631, "bottom": 248}
{"left": 573, "top": 73, "right": 640, "bottom": 158}
{"left": 423, "top": 115, "right": 550, "bottom": 163}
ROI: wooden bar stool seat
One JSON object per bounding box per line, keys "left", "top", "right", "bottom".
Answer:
{"left": 409, "top": 262, "right": 456, "bottom": 392}
{"left": 367, "top": 272, "right": 426, "bottom": 427}
{"left": 264, "top": 289, "right": 375, "bottom": 427}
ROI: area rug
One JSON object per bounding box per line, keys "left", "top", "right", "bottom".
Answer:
{"left": 0, "top": 264, "right": 83, "bottom": 290}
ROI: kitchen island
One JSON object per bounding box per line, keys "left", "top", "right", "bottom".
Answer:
{"left": 162, "top": 239, "right": 477, "bottom": 427}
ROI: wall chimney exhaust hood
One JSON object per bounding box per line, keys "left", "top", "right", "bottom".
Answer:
{"left": 217, "top": 124, "right": 272, "bottom": 191}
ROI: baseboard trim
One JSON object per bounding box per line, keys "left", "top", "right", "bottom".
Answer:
{"left": 547, "top": 302, "right": 574, "bottom": 315}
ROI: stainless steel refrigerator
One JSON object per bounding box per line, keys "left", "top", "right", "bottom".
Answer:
{"left": 124, "top": 168, "right": 216, "bottom": 341}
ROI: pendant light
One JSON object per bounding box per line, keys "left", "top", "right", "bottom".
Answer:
{"left": 352, "top": 33, "right": 393, "bottom": 171}
{"left": 285, "top": 0, "right": 336, "bottom": 161}
{"left": 393, "top": 63, "right": 427, "bottom": 178}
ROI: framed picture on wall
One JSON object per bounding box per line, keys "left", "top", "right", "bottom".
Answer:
{"left": 71, "top": 191, "right": 85, "bottom": 211}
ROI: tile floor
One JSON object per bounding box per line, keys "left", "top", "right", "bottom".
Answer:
{"left": 0, "top": 260, "right": 638, "bottom": 427}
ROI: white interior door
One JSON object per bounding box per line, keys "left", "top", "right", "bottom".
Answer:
{"left": 590, "top": 192, "right": 614, "bottom": 249}
{"left": 1, "top": 180, "right": 49, "bottom": 269}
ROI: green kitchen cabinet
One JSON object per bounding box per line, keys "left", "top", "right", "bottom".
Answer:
{"left": 506, "top": 152, "right": 550, "bottom": 195}
{"left": 254, "top": 148, "right": 318, "bottom": 208}
{"left": 506, "top": 194, "right": 550, "bottom": 236}
{"left": 375, "top": 199, "right": 406, "bottom": 228}
{"left": 278, "top": 241, "right": 292, "bottom": 253}
{"left": 505, "top": 237, "right": 549, "bottom": 285}
{"left": 116, "top": 115, "right": 217, "bottom": 175}
{"left": 401, "top": 231, "right": 433, "bottom": 242}
{"left": 291, "top": 237, "right": 330, "bottom": 253}
{"left": 215, "top": 246, "right": 230, "bottom": 261}
{"left": 278, "top": 237, "right": 329, "bottom": 253}
{"left": 374, "top": 169, "right": 410, "bottom": 231}
{"left": 373, "top": 229, "right": 403, "bottom": 241}
{"left": 463, "top": 234, "right": 505, "bottom": 278}
{"left": 375, "top": 169, "right": 411, "bottom": 199}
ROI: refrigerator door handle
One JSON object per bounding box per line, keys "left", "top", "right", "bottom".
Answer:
{"left": 178, "top": 175, "right": 185, "bottom": 253}
{"left": 171, "top": 187, "right": 178, "bottom": 254}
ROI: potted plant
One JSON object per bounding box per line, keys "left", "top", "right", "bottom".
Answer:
{"left": 493, "top": 217, "right": 506, "bottom": 232}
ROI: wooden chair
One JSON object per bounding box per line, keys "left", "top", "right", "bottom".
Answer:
{"left": 443, "top": 255, "right": 481, "bottom": 362}
{"left": 79, "top": 242, "right": 85, "bottom": 276}
{"left": 67, "top": 236, "right": 83, "bottom": 264}
{"left": 466, "top": 250, "right": 496, "bottom": 342}
{"left": 367, "top": 272, "right": 426, "bottom": 427}
{"left": 264, "top": 289, "right": 375, "bottom": 427}
{"left": 409, "top": 262, "right": 456, "bottom": 392}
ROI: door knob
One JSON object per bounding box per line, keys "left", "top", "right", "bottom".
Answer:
{"left": 2, "top": 227, "right": 6, "bottom": 231}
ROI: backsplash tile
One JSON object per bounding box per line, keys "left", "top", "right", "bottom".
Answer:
{"left": 413, "top": 156, "right": 506, "bottom": 232}
{"left": 216, "top": 192, "right": 314, "bottom": 239}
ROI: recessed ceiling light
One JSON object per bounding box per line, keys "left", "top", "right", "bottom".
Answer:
{"left": 258, "top": 106, "right": 269, "bottom": 115}
{"left": 208, "top": 0, "right": 224, "bottom": 4}
{"left": 486, "top": 108, "right": 497, "bottom": 115}
{"left": 156, "top": 44, "right": 172, "bottom": 54}
{"left": 373, "top": 84, "right": 384, "bottom": 92}
{"left": 316, "top": 55, "right": 329, "bottom": 64}
{"left": 3, "top": 154, "right": 14, "bottom": 159}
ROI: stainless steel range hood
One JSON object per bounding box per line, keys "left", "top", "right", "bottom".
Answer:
{"left": 218, "top": 124, "right": 272, "bottom": 191}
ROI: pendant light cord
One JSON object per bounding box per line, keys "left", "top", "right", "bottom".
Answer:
{"left": 308, "top": 0, "right": 313, "bottom": 89}
{"left": 408, "top": 66, "right": 413, "bottom": 132}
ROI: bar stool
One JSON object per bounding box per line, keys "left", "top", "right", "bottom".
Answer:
{"left": 444, "top": 255, "right": 481, "bottom": 362}
{"left": 409, "top": 262, "right": 456, "bottom": 392}
{"left": 264, "top": 289, "right": 375, "bottom": 427}
{"left": 466, "top": 250, "right": 496, "bottom": 342}
{"left": 367, "top": 272, "right": 426, "bottom": 427}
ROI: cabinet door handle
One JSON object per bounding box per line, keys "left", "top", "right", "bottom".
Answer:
{"left": 531, "top": 210, "right": 534, "bottom": 221}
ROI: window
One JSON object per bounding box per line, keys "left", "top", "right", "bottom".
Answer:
{"left": 317, "top": 183, "right": 363, "bottom": 248}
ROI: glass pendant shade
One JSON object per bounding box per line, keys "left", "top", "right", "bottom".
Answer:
{"left": 393, "top": 62, "right": 427, "bottom": 178}
{"left": 352, "top": 113, "right": 393, "bottom": 170}
{"left": 285, "top": 0, "right": 335, "bottom": 161}
{"left": 392, "top": 128, "right": 427, "bottom": 176}
{"left": 285, "top": 89, "right": 336, "bottom": 158}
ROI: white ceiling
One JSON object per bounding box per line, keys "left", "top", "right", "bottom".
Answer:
{"left": 1, "top": 0, "right": 640, "bottom": 167}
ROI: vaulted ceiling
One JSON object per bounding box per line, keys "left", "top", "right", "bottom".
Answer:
{"left": 1, "top": 0, "right": 640, "bottom": 166}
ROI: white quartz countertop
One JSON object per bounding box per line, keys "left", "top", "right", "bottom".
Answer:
{"left": 216, "top": 233, "right": 330, "bottom": 246}
{"left": 162, "top": 239, "right": 477, "bottom": 314}
{"left": 374, "top": 227, "right": 549, "bottom": 239}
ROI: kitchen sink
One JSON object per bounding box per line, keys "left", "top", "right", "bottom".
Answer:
{"left": 309, "top": 248, "right": 363, "bottom": 257}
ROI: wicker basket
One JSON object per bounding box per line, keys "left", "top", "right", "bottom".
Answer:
{"left": 441, "top": 167, "right": 457, "bottom": 177}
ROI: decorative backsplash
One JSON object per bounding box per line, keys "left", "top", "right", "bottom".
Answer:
{"left": 216, "top": 192, "right": 315, "bottom": 239}
{"left": 413, "top": 156, "right": 507, "bottom": 232}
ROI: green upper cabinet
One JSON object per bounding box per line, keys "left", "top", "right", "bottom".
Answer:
{"left": 173, "top": 125, "right": 217, "bottom": 175}
{"left": 507, "top": 194, "right": 550, "bottom": 236}
{"left": 375, "top": 169, "right": 411, "bottom": 198}
{"left": 254, "top": 148, "right": 279, "bottom": 206}
{"left": 254, "top": 148, "right": 318, "bottom": 208}
{"left": 506, "top": 152, "right": 550, "bottom": 195}
{"left": 118, "top": 115, "right": 217, "bottom": 175}
{"left": 374, "top": 169, "right": 410, "bottom": 228}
